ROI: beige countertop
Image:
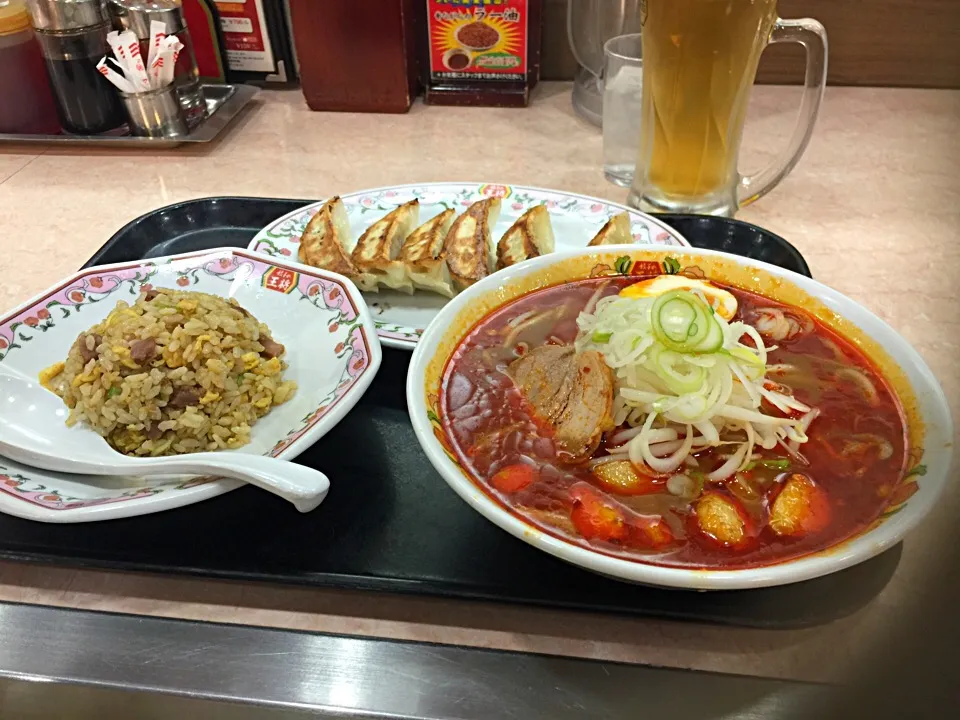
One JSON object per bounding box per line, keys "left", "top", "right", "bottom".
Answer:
{"left": 0, "top": 83, "right": 958, "bottom": 683}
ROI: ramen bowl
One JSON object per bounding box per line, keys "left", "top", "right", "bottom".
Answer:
{"left": 406, "top": 246, "right": 952, "bottom": 590}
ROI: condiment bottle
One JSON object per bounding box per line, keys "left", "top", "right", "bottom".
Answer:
{"left": 25, "top": 0, "right": 126, "bottom": 134}
{"left": 0, "top": 0, "right": 60, "bottom": 133}
{"left": 106, "top": 0, "right": 205, "bottom": 127}
{"left": 424, "top": 0, "right": 542, "bottom": 107}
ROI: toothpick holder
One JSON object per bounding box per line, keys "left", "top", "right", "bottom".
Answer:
{"left": 119, "top": 85, "right": 188, "bottom": 138}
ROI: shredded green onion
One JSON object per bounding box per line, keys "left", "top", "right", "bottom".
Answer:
{"left": 747, "top": 458, "right": 791, "bottom": 471}
{"left": 574, "top": 283, "right": 817, "bottom": 479}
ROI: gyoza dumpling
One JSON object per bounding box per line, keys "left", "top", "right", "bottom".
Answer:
{"left": 444, "top": 198, "right": 500, "bottom": 290}
{"left": 587, "top": 212, "right": 633, "bottom": 246}
{"left": 351, "top": 200, "right": 419, "bottom": 294}
{"left": 298, "top": 196, "right": 378, "bottom": 292}
{"left": 399, "top": 208, "right": 456, "bottom": 297}
{"left": 496, "top": 205, "right": 555, "bottom": 269}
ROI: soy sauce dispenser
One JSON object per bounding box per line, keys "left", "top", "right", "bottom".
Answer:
{"left": 25, "top": 0, "right": 126, "bottom": 134}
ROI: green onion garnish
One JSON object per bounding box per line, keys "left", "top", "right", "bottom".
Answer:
{"left": 759, "top": 458, "right": 791, "bottom": 470}
{"left": 746, "top": 458, "right": 791, "bottom": 471}
{"left": 651, "top": 290, "right": 723, "bottom": 354}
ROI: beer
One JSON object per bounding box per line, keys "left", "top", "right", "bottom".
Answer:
{"left": 631, "top": 0, "right": 780, "bottom": 213}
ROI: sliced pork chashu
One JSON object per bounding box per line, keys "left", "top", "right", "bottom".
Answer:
{"left": 352, "top": 200, "right": 419, "bottom": 293}
{"left": 298, "top": 196, "right": 377, "bottom": 292}
{"left": 399, "top": 208, "right": 456, "bottom": 297}
{"left": 496, "top": 204, "right": 555, "bottom": 269}
{"left": 508, "top": 345, "right": 577, "bottom": 424}
{"left": 444, "top": 198, "right": 501, "bottom": 290}
{"left": 508, "top": 346, "right": 614, "bottom": 462}
{"left": 587, "top": 212, "right": 633, "bottom": 247}
{"left": 554, "top": 351, "right": 615, "bottom": 460}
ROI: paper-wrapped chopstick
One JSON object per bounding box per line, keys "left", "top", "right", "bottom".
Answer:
{"left": 97, "top": 57, "right": 137, "bottom": 93}
{"left": 149, "top": 35, "right": 184, "bottom": 89}
{"left": 101, "top": 27, "right": 185, "bottom": 94}
{"left": 146, "top": 20, "right": 165, "bottom": 72}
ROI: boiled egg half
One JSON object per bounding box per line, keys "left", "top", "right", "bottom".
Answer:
{"left": 619, "top": 275, "right": 738, "bottom": 320}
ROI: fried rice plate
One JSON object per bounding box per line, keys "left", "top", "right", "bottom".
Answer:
{"left": 39, "top": 287, "right": 297, "bottom": 456}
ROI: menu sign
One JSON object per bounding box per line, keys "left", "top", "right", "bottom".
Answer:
{"left": 214, "top": 0, "right": 276, "bottom": 73}
{"left": 426, "top": 0, "right": 529, "bottom": 82}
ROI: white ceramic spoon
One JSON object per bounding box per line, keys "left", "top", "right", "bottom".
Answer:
{"left": 0, "top": 369, "right": 329, "bottom": 513}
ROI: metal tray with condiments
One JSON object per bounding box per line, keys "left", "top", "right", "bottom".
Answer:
{"left": 0, "top": 84, "right": 258, "bottom": 147}
{"left": 0, "top": 197, "right": 903, "bottom": 629}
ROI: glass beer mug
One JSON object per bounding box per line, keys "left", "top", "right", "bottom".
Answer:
{"left": 627, "top": 0, "right": 828, "bottom": 217}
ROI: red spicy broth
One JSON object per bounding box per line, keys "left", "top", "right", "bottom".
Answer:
{"left": 439, "top": 277, "right": 909, "bottom": 570}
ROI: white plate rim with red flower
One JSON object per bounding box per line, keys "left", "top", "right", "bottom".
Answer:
{"left": 0, "top": 248, "right": 381, "bottom": 523}
{"left": 247, "top": 182, "right": 690, "bottom": 350}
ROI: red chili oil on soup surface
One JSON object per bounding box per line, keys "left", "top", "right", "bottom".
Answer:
{"left": 439, "top": 277, "right": 909, "bottom": 569}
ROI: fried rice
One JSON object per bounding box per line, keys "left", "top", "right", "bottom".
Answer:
{"left": 39, "top": 287, "right": 297, "bottom": 457}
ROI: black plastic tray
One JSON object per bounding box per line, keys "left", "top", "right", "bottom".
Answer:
{"left": 0, "top": 197, "right": 900, "bottom": 628}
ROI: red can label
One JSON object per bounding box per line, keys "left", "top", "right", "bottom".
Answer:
{"left": 426, "top": 0, "right": 528, "bottom": 82}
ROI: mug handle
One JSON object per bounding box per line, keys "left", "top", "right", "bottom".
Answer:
{"left": 567, "top": 0, "right": 603, "bottom": 78}
{"left": 566, "top": 0, "right": 628, "bottom": 79}
{"left": 738, "top": 18, "right": 829, "bottom": 209}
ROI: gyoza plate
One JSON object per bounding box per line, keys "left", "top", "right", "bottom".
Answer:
{"left": 0, "top": 249, "right": 381, "bottom": 523}
{"left": 248, "top": 182, "right": 690, "bottom": 350}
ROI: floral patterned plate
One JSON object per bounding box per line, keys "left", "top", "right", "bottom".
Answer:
{"left": 0, "top": 249, "right": 382, "bottom": 523}
{"left": 248, "top": 182, "right": 690, "bottom": 350}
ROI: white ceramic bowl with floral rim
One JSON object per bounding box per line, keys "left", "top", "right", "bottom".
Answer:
{"left": 406, "top": 246, "right": 953, "bottom": 590}
{"left": 0, "top": 248, "right": 382, "bottom": 523}
{"left": 247, "top": 182, "right": 690, "bottom": 350}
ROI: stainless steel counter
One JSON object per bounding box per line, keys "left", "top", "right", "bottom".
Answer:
{"left": 0, "top": 601, "right": 825, "bottom": 719}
